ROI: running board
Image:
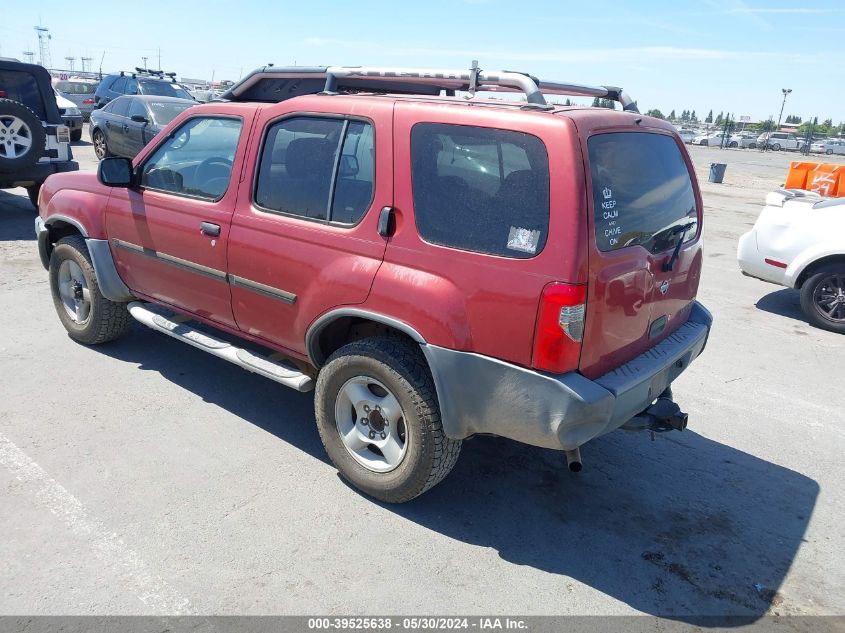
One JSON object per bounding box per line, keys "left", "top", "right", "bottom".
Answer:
{"left": 127, "top": 302, "right": 314, "bottom": 392}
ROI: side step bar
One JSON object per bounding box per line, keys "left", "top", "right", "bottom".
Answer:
{"left": 128, "top": 302, "right": 314, "bottom": 392}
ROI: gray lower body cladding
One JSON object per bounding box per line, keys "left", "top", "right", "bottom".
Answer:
{"left": 424, "top": 301, "right": 712, "bottom": 451}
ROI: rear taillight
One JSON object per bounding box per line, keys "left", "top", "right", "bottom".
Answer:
{"left": 82, "top": 98, "right": 95, "bottom": 104}
{"left": 532, "top": 282, "right": 587, "bottom": 374}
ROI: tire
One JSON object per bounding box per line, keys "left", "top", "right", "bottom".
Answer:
{"left": 70, "top": 129, "right": 82, "bottom": 142}
{"left": 826, "top": 149, "right": 834, "bottom": 155}
{"left": 92, "top": 128, "right": 110, "bottom": 160}
{"left": 315, "top": 336, "right": 461, "bottom": 503}
{"left": 771, "top": 143, "right": 781, "bottom": 151}
{"left": 26, "top": 184, "right": 40, "bottom": 209}
{"left": 799, "top": 265, "right": 845, "bottom": 334}
{"left": 0, "top": 98, "right": 46, "bottom": 172}
{"left": 748, "top": 143, "right": 757, "bottom": 149}
{"left": 48, "top": 235, "right": 131, "bottom": 344}
{"left": 700, "top": 140, "right": 708, "bottom": 146}
{"left": 729, "top": 141, "right": 738, "bottom": 148}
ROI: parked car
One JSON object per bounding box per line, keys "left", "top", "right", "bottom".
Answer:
{"left": 54, "top": 89, "right": 83, "bottom": 142}
{"left": 89, "top": 95, "right": 193, "bottom": 159}
{"left": 54, "top": 79, "right": 98, "bottom": 121}
{"left": 758, "top": 132, "right": 801, "bottom": 151}
{"left": 692, "top": 131, "right": 729, "bottom": 146}
{"left": 35, "top": 64, "right": 711, "bottom": 503}
{"left": 675, "top": 129, "right": 697, "bottom": 144}
{"left": 738, "top": 189, "right": 845, "bottom": 333}
{"left": 809, "top": 139, "right": 845, "bottom": 156}
{"left": 0, "top": 58, "right": 77, "bottom": 207}
{"left": 727, "top": 132, "right": 757, "bottom": 149}
{"left": 94, "top": 70, "right": 195, "bottom": 108}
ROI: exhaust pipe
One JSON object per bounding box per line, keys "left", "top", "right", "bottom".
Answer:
{"left": 565, "top": 448, "right": 582, "bottom": 472}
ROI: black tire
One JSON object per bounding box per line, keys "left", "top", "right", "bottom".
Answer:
{"left": 749, "top": 142, "right": 757, "bottom": 149}
{"left": 70, "top": 129, "right": 82, "bottom": 142}
{"left": 26, "top": 184, "right": 40, "bottom": 209}
{"left": 0, "top": 98, "right": 46, "bottom": 172}
{"left": 826, "top": 149, "right": 834, "bottom": 155}
{"left": 49, "top": 235, "right": 131, "bottom": 344}
{"left": 315, "top": 336, "right": 461, "bottom": 503}
{"left": 729, "top": 141, "right": 738, "bottom": 148}
{"left": 700, "top": 140, "right": 708, "bottom": 146}
{"left": 771, "top": 143, "right": 781, "bottom": 151}
{"left": 799, "top": 264, "right": 845, "bottom": 334}
{"left": 92, "top": 128, "right": 110, "bottom": 160}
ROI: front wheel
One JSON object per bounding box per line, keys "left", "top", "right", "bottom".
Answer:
{"left": 826, "top": 149, "right": 834, "bottom": 155}
{"left": 729, "top": 141, "right": 738, "bottom": 148}
{"left": 315, "top": 336, "right": 461, "bottom": 503}
{"left": 26, "top": 184, "right": 40, "bottom": 209}
{"left": 49, "top": 235, "right": 131, "bottom": 344}
{"left": 771, "top": 143, "right": 781, "bottom": 151}
{"left": 700, "top": 140, "right": 709, "bottom": 146}
{"left": 799, "top": 265, "right": 845, "bottom": 334}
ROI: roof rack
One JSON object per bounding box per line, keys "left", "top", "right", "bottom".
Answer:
{"left": 220, "top": 62, "right": 639, "bottom": 112}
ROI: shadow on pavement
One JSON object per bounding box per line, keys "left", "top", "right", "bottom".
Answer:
{"left": 755, "top": 288, "right": 806, "bottom": 324}
{"left": 94, "top": 322, "right": 817, "bottom": 624}
{"left": 0, "top": 190, "right": 37, "bottom": 239}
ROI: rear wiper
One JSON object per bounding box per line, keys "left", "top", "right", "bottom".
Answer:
{"left": 662, "top": 222, "right": 696, "bottom": 272}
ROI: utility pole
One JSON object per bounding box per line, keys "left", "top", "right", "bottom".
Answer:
{"left": 142, "top": 56, "right": 148, "bottom": 70}
{"left": 65, "top": 56, "right": 75, "bottom": 72}
{"left": 34, "top": 26, "right": 52, "bottom": 69}
{"left": 81, "top": 57, "right": 92, "bottom": 73}
{"left": 23, "top": 51, "right": 35, "bottom": 64}
{"left": 764, "top": 88, "right": 791, "bottom": 152}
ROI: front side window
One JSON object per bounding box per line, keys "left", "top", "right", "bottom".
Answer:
{"left": 589, "top": 132, "right": 698, "bottom": 253}
{"left": 140, "top": 117, "right": 242, "bottom": 200}
{"left": 124, "top": 78, "right": 138, "bottom": 95}
{"left": 111, "top": 77, "right": 127, "bottom": 93}
{"left": 411, "top": 123, "right": 550, "bottom": 258}
{"left": 255, "top": 116, "right": 375, "bottom": 224}
{"left": 127, "top": 99, "right": 147, "bottom": 120}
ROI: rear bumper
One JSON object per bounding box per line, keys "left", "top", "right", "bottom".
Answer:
{"left": 737, "top": 229, "right": 789, "bottom": 287}
{"left": 425, "top": 301, "right": 713, "bottom": 451}
{"left": 0, "top": 160, "right": 79, "bottom": 189}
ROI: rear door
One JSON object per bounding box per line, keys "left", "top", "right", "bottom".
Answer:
{"left": 580, "top": 129, "right": 703, "bottom": 379}
{"left": 226, "top": 98, "right": 393, "bottom": 357}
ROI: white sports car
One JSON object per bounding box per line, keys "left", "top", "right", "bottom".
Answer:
{"left": 738, "top": 189, "right": 845, "bottom": 333}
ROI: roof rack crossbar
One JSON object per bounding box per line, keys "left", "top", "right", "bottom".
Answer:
{"left": 224, "top": 64, "right": 639, "bottom": 112}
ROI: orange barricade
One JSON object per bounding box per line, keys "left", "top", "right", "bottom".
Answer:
{"left": 785, "top": 161, "right": 845, "bottom": 197}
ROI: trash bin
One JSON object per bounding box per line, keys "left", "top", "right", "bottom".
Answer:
{"left": 709, "top": 163, "right": 727, "bottom": 183}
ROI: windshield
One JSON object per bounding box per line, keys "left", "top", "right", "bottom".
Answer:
{"left": 149, "top": 101, "right": 192, "bottom": 126}
{"left": 139, "top": 80, "right": 193, "bottom": 100}
{"left": 589, "top": 132, "right": 698, "bottom": 253}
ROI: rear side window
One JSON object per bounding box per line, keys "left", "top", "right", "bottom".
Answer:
{"left": 411, "top": 123, "right": 549, "bottom": 258}
{"left": 254, "top": 116, "right": 375, "bottom": 224}
{"left": 0, "top": 70, "right": 46, "bottom": 119}
{"left": 56, "top": 81, "right": 95, "bottom": 95}
{"left": 589, "top": 133, "right": 698, "bottom": 253}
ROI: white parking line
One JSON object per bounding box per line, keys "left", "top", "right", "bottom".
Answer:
{"left": 0, "top": 431, "right": 195, "bottom": 614}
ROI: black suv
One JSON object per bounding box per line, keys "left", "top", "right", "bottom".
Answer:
{"left": 94, "top": 69, "right": 195, "bottom": 108}
{"left": 0, "top": 58, "right": 78, "bottom": 207}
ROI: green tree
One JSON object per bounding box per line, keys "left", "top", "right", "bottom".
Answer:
{"left": 691, "top": 110, "right": 698, "bottom": 122}
{"left": 705, "top": 109, "right": 713, "bottom": 123}
{"left": 564, "top": 98, "right": 571, "bottom": 106}
{"left": 591, "top": 97, "right": 600, "bottom": 107}
{"left": 681, "top": 110, "right": 689, "bottom": 121}
{"left": 669, "top": 109, "right": 676, "bottom": 120}
{"left": 646, "top": 108, "right": 665, "bottom": 119}
{"left": 714, "top": 111, "right": 724, "bottom": 126}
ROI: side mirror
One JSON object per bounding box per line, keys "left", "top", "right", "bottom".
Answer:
{"left": 130, "top": 114, "right": 149, "bottom": 123}
{"left": 98, "top": 157, "right": 133, "bottom": 187}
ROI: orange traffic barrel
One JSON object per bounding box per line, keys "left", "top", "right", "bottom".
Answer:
{"left": 785, "top": 161, "right": 845, "bottom": 197}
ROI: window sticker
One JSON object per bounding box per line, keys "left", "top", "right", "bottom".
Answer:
{"left": 506, "top": 227, "right": 541, "bottom": 254}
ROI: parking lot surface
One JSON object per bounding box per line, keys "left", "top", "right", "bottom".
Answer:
{"left": 1, "top": 130, "right": 843, "bottom": 619}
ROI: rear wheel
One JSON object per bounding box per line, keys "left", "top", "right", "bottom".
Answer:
{"left": 92, "top": 129, "right": 110, "bottom": 160}
{"left": 26, "top": 184, "right": 40, "bottom": 209}
{"left": 315, "top": 336, "right": 461, "bottom": 503}
{"left": 800, "top": 265, "right": 845, "bottom": 334}
{"left": 729, "top": 141, "right": 738, "bottom": 148}
{"left": 826, "top": 149, "right": 834, "bottom": 155}
{"left": 771, "top": 143, "right": 781, "bottom": 151}
{"left": 49, "top": 235, "right": 131, "bottom": 344}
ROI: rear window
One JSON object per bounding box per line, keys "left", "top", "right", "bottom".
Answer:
{"left": 0, "top": 70, "right": 46, "bottom": 119}
{"left": 139, "top": 80, "right": 193, "bottom": 100}
{"left": 589, "top": 132, "right": 698, "bottom": 253}
{"left": 411, "top": 123, "right": 549, "bottom": 258}
{"left": 56, "top": 81, "right": 95, "bottom": 95}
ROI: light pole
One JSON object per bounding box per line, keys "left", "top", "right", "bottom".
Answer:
{"left": 765, "top": 88, "right": 791, "bottom": 151}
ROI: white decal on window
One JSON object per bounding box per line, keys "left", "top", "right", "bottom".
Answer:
{"left": 507, "top": 227, "right": 540, "bottom": 254}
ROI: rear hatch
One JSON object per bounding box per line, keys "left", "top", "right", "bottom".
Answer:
{"left": 579, "top": 129, "right": 703, "bottom": 379}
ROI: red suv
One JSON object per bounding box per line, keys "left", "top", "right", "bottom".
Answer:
{"left": 35, "top": 65, "right": 712, "bottom": 503}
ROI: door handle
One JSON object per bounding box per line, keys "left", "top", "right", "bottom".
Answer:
{"left": 377, "top": 206, "right": 394, "bottom": 237}
{"left": 200, "top": 222, "right": 220, "bottom": 237}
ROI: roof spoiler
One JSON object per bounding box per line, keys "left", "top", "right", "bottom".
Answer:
{"left": 219, "top": 62, "right": 639, "bottom": 112}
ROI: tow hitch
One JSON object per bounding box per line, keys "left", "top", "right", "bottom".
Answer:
{"left": 621, "top": 388, "right": 688, "bottom": 433}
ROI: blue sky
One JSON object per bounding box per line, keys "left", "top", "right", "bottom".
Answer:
{"left": 2, "top": 0, "right": 843, "bottom": 123}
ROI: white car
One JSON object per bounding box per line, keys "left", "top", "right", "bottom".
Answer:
{"left": 810, "top": 139, "right": 845, "bottom": 156}
{"left": 692, "top": 131, "right": 729, "bottom": 146}
{"left": 757, "top": 132, "right": 801, "bottom": 151}
{"left": 738, "top": 189, "right": 845, "bottom": 333}
{"left": 676, "top": 129, "right": 697, "bottom": 144}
